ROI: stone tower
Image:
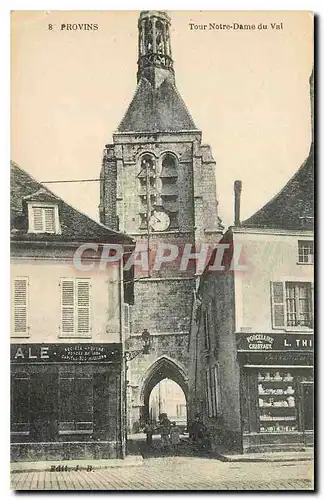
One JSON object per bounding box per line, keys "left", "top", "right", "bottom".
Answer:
{"left": 99, "top": 11, "right": 223, "bottom": 429}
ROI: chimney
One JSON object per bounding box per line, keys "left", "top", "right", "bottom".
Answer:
{"left": 234, "top": 180, "right": 242, "bottom": 226}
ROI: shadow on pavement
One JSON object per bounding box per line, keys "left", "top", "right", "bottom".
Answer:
{"left": 128, "top": 433, "right": 213, "bottom": 460}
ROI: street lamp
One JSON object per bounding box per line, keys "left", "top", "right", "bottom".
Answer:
{"left": 124, "top": 329, "right": 152, "bottom": 361}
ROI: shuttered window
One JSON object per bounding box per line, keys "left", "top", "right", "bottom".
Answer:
{"left": 13, "top": 278, "right": 29, "bottom": 336}
{"left": 270, "top": 281, "right": 313, "bottom": 329}
{"left": 30, "top": 205, "right": 58, "bottom": 233}
{"left": 61, "top": 279, "right": 91, "bottom": 336}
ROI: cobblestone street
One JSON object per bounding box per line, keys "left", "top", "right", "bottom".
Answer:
{"left": 11, "top": 456, "right": 314, "bottom": 491}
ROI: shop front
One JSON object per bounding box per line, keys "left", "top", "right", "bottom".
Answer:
{"left": 11, "top": 343, "right": 124, "bottom": 462}
{"left": 237, "top": 333, "right": 314, "bottom": 453}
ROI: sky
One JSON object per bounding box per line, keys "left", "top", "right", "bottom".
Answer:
{"left": 11, "top": 10, "right": 313, "bottom": 229}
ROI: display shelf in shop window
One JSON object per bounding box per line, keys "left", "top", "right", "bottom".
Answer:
{"left": 257, "top": 370, "right": 298, "bottom": 434}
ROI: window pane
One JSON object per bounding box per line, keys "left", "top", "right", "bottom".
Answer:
{"left": 298, "top": 241, "right": 314, "bottom": 264}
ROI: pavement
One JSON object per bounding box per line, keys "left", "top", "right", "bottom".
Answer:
{"left": 10, "top": 436, "right": 315, "bottom": 491}
{"left": 10, "top": 456, "right": 314, "bottom": 491}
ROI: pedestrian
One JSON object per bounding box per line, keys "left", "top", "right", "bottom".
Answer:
{"left": 144, "top": 420, "right": 154, "bottom": 447}
{"left": 170, "top": 422, "right": 181, "bottom": 455}
{"left": 159, "top": 414, "right": 171, "bottom": 449}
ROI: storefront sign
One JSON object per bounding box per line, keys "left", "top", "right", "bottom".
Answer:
{"left": 237, "top": 333, "right": 313, "bottom": 352}
{"left": 240, "top": 351, "right": 314, "bottom": 366}
{"left": 11, "top": 343, "right": 122, "bottom": 363}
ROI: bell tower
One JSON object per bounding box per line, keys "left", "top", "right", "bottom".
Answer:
{"left": 137, "top": 11, "right": 174, "bottom": 88}
{"left": 99, "top": 11, "right": 223, "bottom": 430}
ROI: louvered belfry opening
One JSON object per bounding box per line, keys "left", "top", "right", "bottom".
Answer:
{"left": 138, "top": 154, "right": 157, "bottom": 230}
{"left": 160, "top": 154, "right": 178, "bottom": 229}
{"left": 137, "top": 152, "right": 179, "bottom": 231}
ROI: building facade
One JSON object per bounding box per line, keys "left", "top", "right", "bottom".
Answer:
{"left": 99, "top": 11, "right": 223, "bottom": 430}
{"left": 10, "top": 162, "right": 134, "bottom": 461}
{"left": 189, "top": 72, "right": 314, "bottom": 454}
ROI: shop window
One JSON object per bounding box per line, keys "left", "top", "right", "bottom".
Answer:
{"left": 11, "top": 372, "right": 30, "bottom": 434}
{"left": 12, "top": 277, "right": 29, "bottom": 337}
{"left": 258, "top": 370, "right": 298, "bottom": 434}
{"left": 60, "top": 278, "right": 91, "bottom": 337}
{"left": 298, "top": 240, "right": 314, "bottom": 264}
{"left": 59, "top": 371, "right": 93, "bottom": 434}
{"left": 270, "top": 281, "right": 313, "bottom": 329}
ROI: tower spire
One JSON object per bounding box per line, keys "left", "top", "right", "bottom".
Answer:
{"left": 137, "top": 11, "right": 175, "bottom": 88}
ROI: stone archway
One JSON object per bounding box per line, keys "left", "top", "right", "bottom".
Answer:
{"left": 139, "top": 356, "right": 188, "bottom": 423}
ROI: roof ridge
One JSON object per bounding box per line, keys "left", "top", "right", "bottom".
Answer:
{"left": 11, "top": 161, "right": 133, "bottom": 241}
{"left": 242, "top": 142, "right": 314, "bottom": 229}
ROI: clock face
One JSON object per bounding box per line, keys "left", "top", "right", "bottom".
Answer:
{"left": 149, "top": 211, "right": 170, "bottom": 232}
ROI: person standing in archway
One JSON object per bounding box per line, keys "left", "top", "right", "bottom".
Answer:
{"left": 170, "top": 422, "right": 181, "bottom": 455}
{"left": 144, "top": 420, "right": 154, "bottom": 447}
{"left": 159, "top": 413, "right": 171, "bottom": 449}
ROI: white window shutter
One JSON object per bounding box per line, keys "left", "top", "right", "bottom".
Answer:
{"left": 33, "top": 207, "right": 43, "bottom": 232}
{"left": 270, "top": 282, "right": 286, "bottom": 328}
{"left": 76, "top": 280, "right": 90, "bottom": 334}
{"left": 44, "top": 207, "right": 55, "bottom": 232}
{"left": 13, "top": 278, "right": 28, "bottom": 335}
{"left": 61, "top": 279, "right": 75, "bottom": 334}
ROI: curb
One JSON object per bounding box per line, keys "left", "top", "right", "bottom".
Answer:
{"left": 215, "top": 454, "right": 314, "bottom": 463}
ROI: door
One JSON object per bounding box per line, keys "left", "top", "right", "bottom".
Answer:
{"left": 300, "top": 382, "right": 314, "bottom": 445}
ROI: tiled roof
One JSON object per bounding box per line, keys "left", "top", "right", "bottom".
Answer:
{"left": 242, "top": 143, "right": 314, "bottom": 231}
{"left": 10, "top": 162, "right": 134, "bottom": 244}
{"left": 117, "top": 78, "right": 197, "bottom": 133}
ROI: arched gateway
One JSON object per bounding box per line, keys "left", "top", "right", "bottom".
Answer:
{"left": 140, "top": 356, "right": 188, "bottom": 423}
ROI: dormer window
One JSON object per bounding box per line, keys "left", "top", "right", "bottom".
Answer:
{"left": 28, "top": 203, "right": 60, "bottom": 234}
{"left": 23, "top": 187, "right": 61, "bottom": 234}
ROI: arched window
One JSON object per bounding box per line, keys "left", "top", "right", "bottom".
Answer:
{"left": 138, "top": 154, "right": 157, "bottom": 230}
{"left": 145, "top": 20, "right": 153, "bottom": 54}
{"left": 156, "top": 20, "right": 165, "bottom": 54}
{"left": 160, "top": 154, "right": 178, "bottom": 229}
